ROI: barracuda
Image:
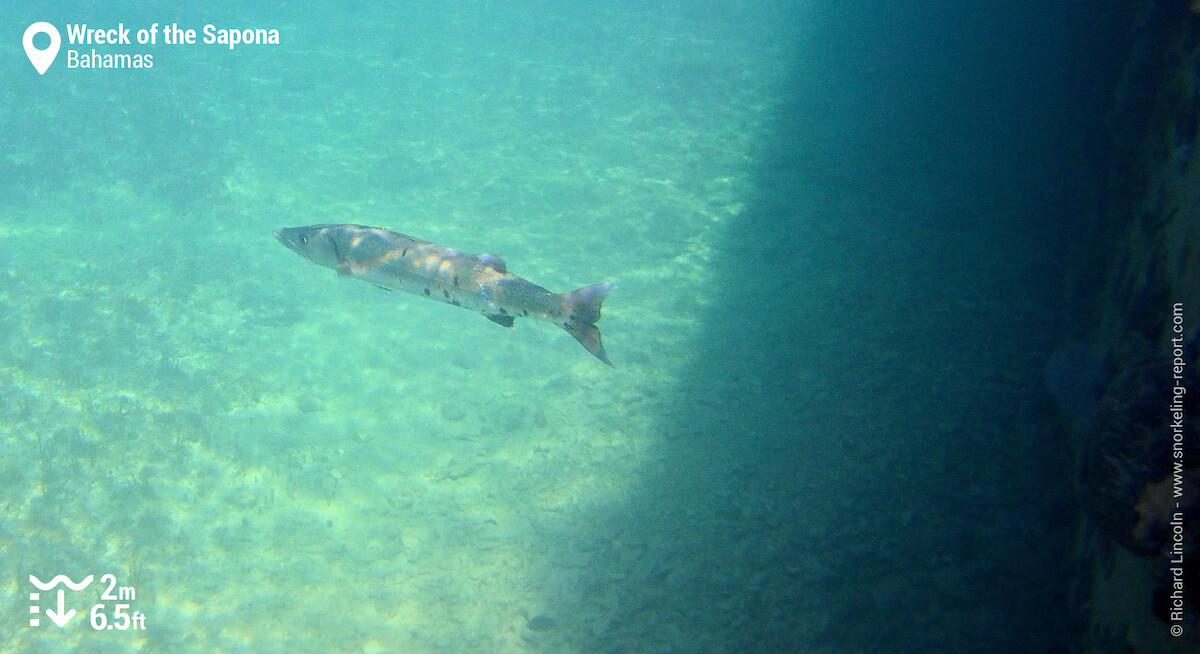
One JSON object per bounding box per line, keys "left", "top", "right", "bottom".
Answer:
{"left": 274, "top": 224, "right": 615, "bottom": 365}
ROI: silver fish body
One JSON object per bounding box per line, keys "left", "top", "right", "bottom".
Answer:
{"left": 274, "top": 224, "right": 614, "bottom": 365}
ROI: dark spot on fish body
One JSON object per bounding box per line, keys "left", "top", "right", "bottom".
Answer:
{"left": 453, "top": 276, "right": 459, "bottom": 287}
{"left": 424, "top": 288, "right": 430, "bottom": 296}
{"left": 498, "top": 308, "right": 508, "bottom": 315}
{"left": 522, "top": 309, "right": 529, "bottom": 316}
{"left": 451, "top": 299, "right": 461, "bottom": 307}
{"left": 402, "top": 248, "right": 408, "bottom": 256}
{"left": 526, "top": 614, "right": 557, "bottom": 632}
{"left": 443, "top": 289, "right": 450, "bottom": 299}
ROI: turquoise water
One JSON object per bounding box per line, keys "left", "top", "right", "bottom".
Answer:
{"left": 1, "top": 2, "right": 1081, "bottom": 652}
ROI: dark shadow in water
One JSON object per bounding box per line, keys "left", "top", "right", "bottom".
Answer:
{"left": 557, "top": 2, "right": 1120, "bottom": 652}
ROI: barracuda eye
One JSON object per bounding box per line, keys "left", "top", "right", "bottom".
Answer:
{"left": 298, "top": 235, "right": 308, "bottom": 244}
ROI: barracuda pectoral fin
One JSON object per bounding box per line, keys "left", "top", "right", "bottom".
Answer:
{"left": 486, "top": 313, "right": 515, "bottom": 328}
{"left": 336, "top": 260, "right": 354, "bottom": 277}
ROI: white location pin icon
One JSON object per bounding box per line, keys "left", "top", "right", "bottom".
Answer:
{"left": 23, "top": 22, "right": 61, "bottom": 75}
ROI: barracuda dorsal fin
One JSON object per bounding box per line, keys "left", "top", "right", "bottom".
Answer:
{"left": 478, "top": 253, "right": 506, "bottom": 273}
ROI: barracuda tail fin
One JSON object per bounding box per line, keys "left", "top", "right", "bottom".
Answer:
{"left": 562, "top": 282, "right": 615, "bottom": 366}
